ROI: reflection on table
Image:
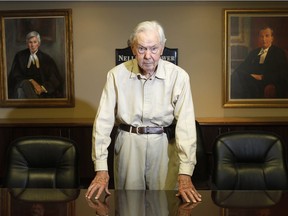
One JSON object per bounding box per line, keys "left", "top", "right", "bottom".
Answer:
{"left": 1, "top": 189, "right": 288, "bottom": 216}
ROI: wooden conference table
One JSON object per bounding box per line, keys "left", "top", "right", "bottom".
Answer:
{"left": 1, "top": 188, "right": 288, "bottom": 216}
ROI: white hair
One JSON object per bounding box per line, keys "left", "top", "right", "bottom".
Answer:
{"left": 128, "top": 21, "right": 166, "bottom": 47}
{"left": 26, "top": 31, "right": 41, "bottom": 44}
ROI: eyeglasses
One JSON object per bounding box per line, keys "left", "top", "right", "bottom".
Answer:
{"left": 136, "top": 44, "right": 161, "bottom": 54}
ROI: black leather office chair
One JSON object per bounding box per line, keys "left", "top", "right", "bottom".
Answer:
{"left": 192, "top": 120, "right": 210, "bottom": 189}
{"left": 4, "top": 136, "right": 79, "bottom": 188}
{"left": 212, "top": 131, "right": 288, "bottom": 190}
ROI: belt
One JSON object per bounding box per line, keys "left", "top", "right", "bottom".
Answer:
{"left": 119, "top": 124, "right": 165, "bottom": 134}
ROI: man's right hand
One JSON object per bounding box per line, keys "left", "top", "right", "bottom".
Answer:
{"left": 29, "top": 79, "right": 44, "bottom": 95}
{"left": 85, "top": 171, "right": 111, "bottom": 199}
{"left": 250, "top": 74, "right": 263, "bottom": 80}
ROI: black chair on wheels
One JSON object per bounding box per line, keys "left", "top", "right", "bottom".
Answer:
{"left": 4, "top": 136, "right": 79, "bottom": 188}
{"left": 212, "top": 131, "right": 288, "bottom": 190}
{"left": 192, "top": 120, "right": 210, "bottom": 189}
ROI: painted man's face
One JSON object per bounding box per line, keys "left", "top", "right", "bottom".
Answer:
{"left": 27, "top": 36, "right": 40, "bottom": 53}
{"left": 258, "top": 28, "right": 273, "bottom": 49}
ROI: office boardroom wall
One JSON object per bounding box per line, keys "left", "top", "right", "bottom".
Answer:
{"left": 0, "top": 1, "right": 287, "bottom": 119}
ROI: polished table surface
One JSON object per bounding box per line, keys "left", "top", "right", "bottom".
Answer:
{"left": 1, "top": 188, "right": 288, "bottom": 216}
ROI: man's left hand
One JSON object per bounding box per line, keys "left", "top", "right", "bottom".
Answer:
{"left": 176, "top": 174, "right": 202, "bottom": 203}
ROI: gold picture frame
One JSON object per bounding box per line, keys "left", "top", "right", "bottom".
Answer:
{"left": 0, "top": 9, "right": 74, "bottom": 107}
{"left": 223, "top": 9, "right": 288, "bottom": 108}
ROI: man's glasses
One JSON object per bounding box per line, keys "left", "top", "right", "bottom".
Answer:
{"left": 137, "top": 45, "right": 160, "bottom": 54}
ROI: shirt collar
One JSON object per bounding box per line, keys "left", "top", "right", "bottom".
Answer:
{"left": 30, "top": 50, "right": 39, "bottom": 55}
{"left": 261, "top": 46, "right": 270, "bottom": 53}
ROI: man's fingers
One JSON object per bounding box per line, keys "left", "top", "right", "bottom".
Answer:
{"left": 181, "top": 192, "right": 191, "bottom": 203}
{"left": 95, "top": 186, "right": 105, "bottom": 199}
{"left": 105, "top": 186, "right": 111, "bottom": 195}
{"left": 176, "top": 189, "right": 202, "bottom": 203}
{"left": 86, "top": 184, "right": 98, "bottom": 199}
{"left": 86, "top": 171, "right": 110, "bottom": 200}
{"left": 86, "top": 179, "right": 102, "bottom": 199}
{"left": 187, "top": 190, "right": 202, "bottom": 203}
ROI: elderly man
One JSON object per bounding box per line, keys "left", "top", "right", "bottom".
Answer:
{"left": 86, "top": 21, "right": 201, "bottom": 203}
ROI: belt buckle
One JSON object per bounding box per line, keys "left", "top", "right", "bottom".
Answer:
{"left": 136, "top": 126, "right": 141, "bottom": 135}
{"left": 136, "top": 126, "right": 149, "bottom": 134}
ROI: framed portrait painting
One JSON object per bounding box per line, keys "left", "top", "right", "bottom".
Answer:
{"left": 0, "top": 9, "right": 74, "bottom": 107}
{"left": 223, "top": 9, "right": 288, "bottom": 108}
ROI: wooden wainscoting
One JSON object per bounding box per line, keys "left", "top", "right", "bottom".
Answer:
{"left": 1, "top": 117, "right": 288, "bottom": 187}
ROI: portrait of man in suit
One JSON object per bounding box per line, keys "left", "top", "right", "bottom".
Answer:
{"left": 230, "top": 26, "right": 288, "bottom": 99}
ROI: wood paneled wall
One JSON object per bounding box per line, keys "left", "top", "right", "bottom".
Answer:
{"left": 1, "top": 117, "right": 288, "bottom": 187}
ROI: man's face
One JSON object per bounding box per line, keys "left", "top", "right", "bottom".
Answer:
{"left": 27, "top": 36, "right": 40, "bottom": 53}
{"left": 258, "top": 28, "right": 273, "bottom": 49}
{"left": 132, "top": 30, "right": 164, "bottom": 74}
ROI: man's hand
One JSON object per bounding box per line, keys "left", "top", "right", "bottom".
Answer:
{"left": 29, "top": 79, "right": 45, "bottom": 95}
{"left": 85, "top": 171, "right": 111, "bottom": 200}
{"left": 250, "top": 74, "right": 263, "bottom": 80}
{"left": 176, "top": 174, "right": 202, "bottom": 203}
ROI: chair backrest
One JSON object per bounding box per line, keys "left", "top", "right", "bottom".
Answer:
{"left": 4, "top": 136, "right": 79, "bottom": 188}
{"left": 191, "top": 120, "right": 210, "bottom": 188}
{"left": 212, "top": 131, "right": 288, "bottom": 190}
{"left": 115, "top": 46, "right": 178, "bottom": 65}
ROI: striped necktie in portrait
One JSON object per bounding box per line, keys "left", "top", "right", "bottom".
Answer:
{"left": 258, "top": 49, "right": 267, "bottom": 64}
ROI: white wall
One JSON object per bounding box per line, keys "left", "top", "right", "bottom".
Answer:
{"left": 0, "top": 1, "right": 287, "bottom": 119}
